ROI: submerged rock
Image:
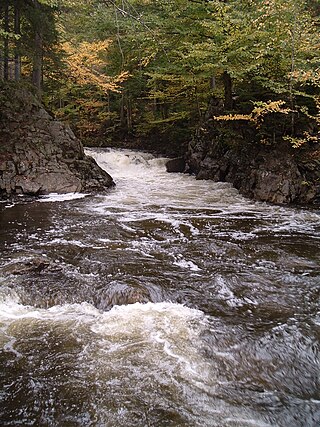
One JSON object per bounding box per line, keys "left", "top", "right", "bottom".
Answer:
{"left": 1, "top": 256, "right": 52, "bottom": 275}
{"left": 0, "top": 84, "right": 114, "bottom": 198}
{"left": 96, "top": 282, "right": 151, "bottom": 310}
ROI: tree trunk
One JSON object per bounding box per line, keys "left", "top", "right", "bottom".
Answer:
{"left": 223, "top": 71, "right": 233, "bottom": 111}
{"left": 127, "top": 96, "right": 131, "bottom": 131}
{"left": 289, "top": 15, "right": 296, "bottom": 136}
{"left": 120, "top": 91, "right": 125, "bottom": 127}
{"left": 3, "top": 0, "right": 9, "bottom": 81}
{"left": 14, "top": 0, "right": 21, "bottom": 81}
{"left": 32, "top": 30, "right": 42, "bottom": 92}
{"left": 31, "top": 0, "right": 43, "bottom": 95}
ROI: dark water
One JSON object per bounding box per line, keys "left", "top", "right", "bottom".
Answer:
{"left": 0, "top": 148, "right": 319, "bottom": 426}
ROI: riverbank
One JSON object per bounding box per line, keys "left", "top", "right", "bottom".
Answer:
{"left": 184, "top": 125, "right": 320, "bottom": 206}
{"left": 1, "top": 83, "right": 319, "bottom": 206}
{"left": 0, "top": 84, "right": 114, "bottom": 198}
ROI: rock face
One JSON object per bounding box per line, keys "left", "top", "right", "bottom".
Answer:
{"left": 165, "top": 156, "right": 186, "bottom": 173}
{"left": 185, "top": 136, "right": 320, "bottom": 206}
{"left": 0, "top": 85, "right": 114, "bottom": 197}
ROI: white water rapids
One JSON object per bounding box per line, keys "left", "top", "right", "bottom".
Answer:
{"left": 0, "top": 148, "right": 319, "bottom": 426}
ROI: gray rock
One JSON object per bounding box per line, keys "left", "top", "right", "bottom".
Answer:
{"left": 185, "top": 136, "right": 320, "bottom": 206}
{"left": 0, "top": 86, "right": 114, "bottom": 198}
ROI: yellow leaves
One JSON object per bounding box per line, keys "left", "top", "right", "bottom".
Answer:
{"left": 114, "top": 70, "right": 131, "bottom": 84}
{"left": 215, "top": 100, "right": 319, "bottom": 149}
{"left": 72, "top": 40, "right": 111, "bottom": 67}
{"left": 283, "top": 136, "right": 306, "bottom": 148}
{"left": 302, "top": 132, "right": 319, "bottom": 143}
{"left": 62, "top": 40, "right": 129, "bottom": 92}
{"left": 287, "top": 131, "right": 320, "bottom": 149}
{"left": 291, "top": 69, "right": 320, "bottom": 87}
{"left": 251, "top": 100, "right": 291, "bottom": 119}
{"left": 214, "top": 100, "right": 291, "bottom": 124}
{"left": 140, "top": 52, "right": 157, "bottom": 68}
{"left": 214, "top": 113, "right": 254, "bottom": 122}
{"left": 298, "top": 103, "right": 320, "bottom": 125}
{"left": 315, "top": 98, "right": 320, "bottom": 125}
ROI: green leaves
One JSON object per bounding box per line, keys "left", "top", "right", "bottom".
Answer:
{"left": 34, "top": 0, "right": 319, "bottom": 146}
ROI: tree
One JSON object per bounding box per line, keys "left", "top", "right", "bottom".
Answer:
{"left": 0, "top": 0, "right": 18, "bottom": 81}
{"left": 13, "top": 0, "right": 21, "bottom": 81}
{"left": 0, "top": 0, "right": 62, "bottom": 96}
{"left": 42, "top": 0, "right": 131, "bottom": 142}
{"left": 16, "top": 0, "right": 318, "bottom": 148}
{"left": 174, "top": 0, "right": 320, "bottom": 143}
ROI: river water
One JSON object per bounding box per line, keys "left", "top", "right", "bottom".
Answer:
{"left": 0, "top": 148, "right": 319, "bottom": 427}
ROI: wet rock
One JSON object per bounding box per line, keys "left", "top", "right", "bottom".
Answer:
{"left": 1, "top": 257, "right": 52, "bottom": 275}
{"left": 185, "top": 137, "right": 320, "bottom": 206}
{"left": 166, "top": 157, "right": 186, "bottom": 173}
{"left": 0, "top": 84, "right": 114, "bottom": 198}
{"left": 96, "top": 282, "right": 151, "bottom": 310}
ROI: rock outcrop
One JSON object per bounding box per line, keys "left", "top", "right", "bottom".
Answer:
{"left": 0, "top": 84, "right": 114, "bottom": 198}
{"left": 185, "top": 135, "right": 320, "bottom": 206}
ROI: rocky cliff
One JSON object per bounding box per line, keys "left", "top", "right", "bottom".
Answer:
{"left": 0, "top": 84, "right": 114, "bottom": 198}
{"left": 184, "top": 128, "right": 320, "bottom": 206}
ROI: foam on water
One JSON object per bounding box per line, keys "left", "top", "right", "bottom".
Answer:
{"left": 39, "top": 192, "right": 89, "bottom": 202}
{"left": 84, "top": 148, "right": 320, "bottom": 238}
{"left": 0, "top": 296, "right": 272, "bottom": 425}
{"left": 85, "top": 148, "right": 245, "bottom": 212}
{"left": 0, "top": 290, "right": 207, "bottom": 344}
{"left": 1, "top": 148, "right": 319, "bottom": 426}
{"left": 0, "top": 298, "right": 210, "bottom": 395}
{"left": 173, "top": 254, "right": 202, "bottom": 271}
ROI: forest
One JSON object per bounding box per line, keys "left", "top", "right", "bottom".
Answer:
{"left": 1, "top": 4, "right": 320, "bottom": 425}
{"left": 0, "top": 0, "right": 320, "bottom": 152}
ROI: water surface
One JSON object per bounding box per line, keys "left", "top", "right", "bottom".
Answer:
{"left": 0, "top": 148, "right": 319, "bottom": 426}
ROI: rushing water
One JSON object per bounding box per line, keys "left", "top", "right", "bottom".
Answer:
{"left": 0, "top": 148, "right": 320, "bottom": 427}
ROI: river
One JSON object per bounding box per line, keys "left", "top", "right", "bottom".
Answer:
{"left": 0, "top": 148, "right": 319, "bottom": 426}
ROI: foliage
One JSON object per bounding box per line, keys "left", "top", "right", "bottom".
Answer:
{"left": 1, "top": 0, "right": 319, "bottom": 151}
{"left": 61, "top": 40, "right": 129, "bottom": 92}
{"left": 0, "top": 0, "right": 61, "bottom": 91}
{"left": 214, "top": 101, "right": 291, "bottom": 124}
{"left": 111, "top": 0, "right": 318, "bottom": 146}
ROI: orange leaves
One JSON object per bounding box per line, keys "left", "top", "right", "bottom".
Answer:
{"left": 62, "top": 40, "right": 129, "bottom": 92}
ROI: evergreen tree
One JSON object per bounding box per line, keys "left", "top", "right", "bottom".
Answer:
{"left": 0, "top": 0, "right": 60, "bottom": 95}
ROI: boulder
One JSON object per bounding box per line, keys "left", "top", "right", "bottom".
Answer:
{"left": 165, "top": 156, "right": 186, "bottom": 173}
{"left": 0, "top": 84, "right": 114, "bottom": 198}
